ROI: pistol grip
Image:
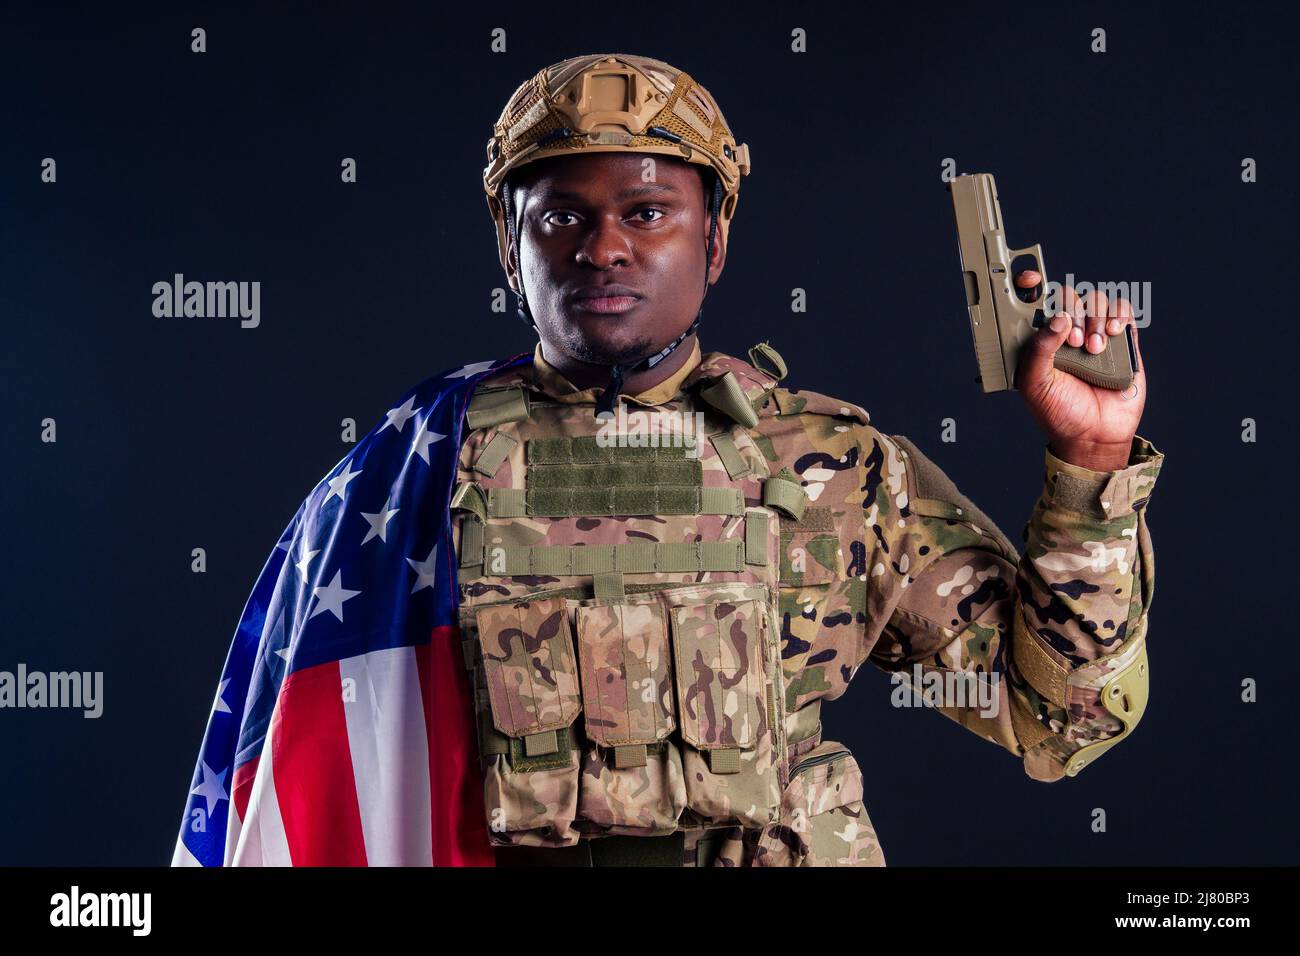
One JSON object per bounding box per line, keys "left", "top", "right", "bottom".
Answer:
{"left": 1050, "top": 323, "right": 1137, "bottom": 390}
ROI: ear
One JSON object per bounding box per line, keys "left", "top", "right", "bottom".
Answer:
{"left": 505, "top": 234, "right": 522, "bottom": 294}
{"left": 705, "top": 218, "right": 728, "bottom": 286}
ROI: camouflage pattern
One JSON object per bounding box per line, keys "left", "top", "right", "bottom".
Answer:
{"left": 574, "top": 601, "right": 675, "bottom": 746}
{"left": 473, "top": 598, "right": 581, "bottom": 737}
{"left": 455, "top": 339, "right": 1165, "bottom": 865}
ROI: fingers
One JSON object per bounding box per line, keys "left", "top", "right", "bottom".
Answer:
{"left": 1018, "top": 293, "right": 1073, "bottom": 391}
{"left": 1081, "top": 289, "right": 1109, "bottom": 354}
{"left": 1059, "top": 285, "right": 1086, "bottom": 349}
{"left": 1052, "top": 284, "right": 1133, "bottom": 356}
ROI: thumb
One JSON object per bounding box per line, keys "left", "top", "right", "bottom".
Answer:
{"left": 1017, "top": 309, "right": 1071, "bottom": 392}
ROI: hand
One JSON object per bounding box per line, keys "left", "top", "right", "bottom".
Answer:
{"left": 1013, "top": 271, "right": 1147, "bottom": 472}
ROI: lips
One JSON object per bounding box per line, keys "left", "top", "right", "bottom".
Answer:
{"left": 568, "top": 284, "right": 644, "bottom": 315}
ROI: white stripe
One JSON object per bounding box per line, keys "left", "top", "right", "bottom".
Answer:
{"left": 229, "top": 731, "right": 292, "bottom": 866}
{"left": 339, "top": 645, "right": 433, "bottom": 865}
{"left": 170, "top": 838, "right": 203, "bottom": 867}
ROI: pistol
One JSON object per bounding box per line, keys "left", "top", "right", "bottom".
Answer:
{"left": 948, "top": 173, "right": 1136, "bottom": 392}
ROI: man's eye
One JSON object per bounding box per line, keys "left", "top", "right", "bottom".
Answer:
{"left": 635, "top": 208, "right": 665, "bottom": 222}
{"left": 544, "top": 211, "right": 578, "bottom": 226}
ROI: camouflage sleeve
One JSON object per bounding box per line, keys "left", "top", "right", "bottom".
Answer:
{"left": 863, "top": 432, "right": 1165, "bottom": 782}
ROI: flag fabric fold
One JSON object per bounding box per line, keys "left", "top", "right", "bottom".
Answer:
{"left": 172, "top": 354, "right": 529, "bottom": 867}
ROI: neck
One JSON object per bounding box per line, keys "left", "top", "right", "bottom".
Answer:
{"left": 541, "top": 333, "right": 698, "bottom": 396}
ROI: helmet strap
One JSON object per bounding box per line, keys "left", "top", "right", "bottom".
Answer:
{"left": 593, "top": 174, "right": 722, "bottom": 418}
{"left": 501, "top": 177, "right": 537, "bottom": 330}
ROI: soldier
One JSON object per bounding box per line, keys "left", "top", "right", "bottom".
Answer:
{"left": 453, "top": 52, "right": 1165, "bottom": 867}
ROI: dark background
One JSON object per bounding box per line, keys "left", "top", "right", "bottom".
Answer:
{"left": 2, "top": 1, "right": 1295, "bottom": 865}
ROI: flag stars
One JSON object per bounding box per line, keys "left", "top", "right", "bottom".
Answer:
{"left": 446, "top": 360, "right": 496, "bottom": 379}
{"left": 309, "top": 569, "right": 362, "bottom": 622}
{"left": 190, "top": 760, "right": 230, "bottom": 817}
{"left": 325, "top": 460, "right": 363, "bottom": 504}
{"left": 406, "top": 544, "right": 439, "bottom": 594}
{"left": 379, "top": 396, "right": 421, "bottom": 434}
{"left": 410, "top": 416, "right": 446, "bottom": 464}
{"left": 360, "top": 501, "right": 400, "bottom": 544}
{"left": 211, "top": 678, "right": 232, "bottom": 715}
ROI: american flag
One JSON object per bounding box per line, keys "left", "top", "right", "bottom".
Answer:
{"left": 171, "top": 353, "right": 530, "bottom": 866}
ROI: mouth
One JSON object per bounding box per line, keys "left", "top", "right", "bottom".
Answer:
{"left": 568, "top": 286, "right": 644, "bottom": 315}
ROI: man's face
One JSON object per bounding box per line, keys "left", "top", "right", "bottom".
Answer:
{"left": 506, "top": 152, "right": 725, "bottom": 366}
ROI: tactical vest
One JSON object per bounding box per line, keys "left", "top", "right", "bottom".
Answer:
{"left": 452, "top": 346, "right": 880, "bottom": 865}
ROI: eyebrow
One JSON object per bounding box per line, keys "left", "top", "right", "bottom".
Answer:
{"left": 529, "top": 182, "right": 683, "bottom": 203}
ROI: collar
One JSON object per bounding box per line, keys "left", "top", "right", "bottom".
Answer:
{"left": 530, "top": 337, "right": 703, "bottom": 407}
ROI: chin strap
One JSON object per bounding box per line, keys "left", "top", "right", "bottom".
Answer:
{"left": 505, "top": 171, "right": 724, "bottom": 419}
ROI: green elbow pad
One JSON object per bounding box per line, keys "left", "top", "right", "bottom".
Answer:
{"left": 1064, "top": 639, "right": 1150, "bottom": 777}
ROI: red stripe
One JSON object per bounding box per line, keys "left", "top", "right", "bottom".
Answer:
{"left": 232, "top": 755, "right": 260, "bottom": 824}
{"left": 418, "top": 626, "right": 495, "bottom": 866}
{"left": 271, "top": 661, "right": 369, "bottom": 866}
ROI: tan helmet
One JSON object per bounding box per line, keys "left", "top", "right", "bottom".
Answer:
{"left": 483, "top": 53, "right": 752, "bottom": 417}
{"left": 483, "top": 52, "right": 752, "bottom": 278}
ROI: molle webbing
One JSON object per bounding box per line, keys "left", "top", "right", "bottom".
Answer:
{"left": 514, "top": 435, "right": 723, "bottom": 518}
{"left": 527, "top": 435, "right": 698, "bottom": 463}
{"left": 486, "top": 485, "right": 742, "bottom": 518}
{"left": 481, "top": 540, "right": 747, "bottom": 576}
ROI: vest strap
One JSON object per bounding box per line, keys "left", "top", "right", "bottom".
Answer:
{"left": 614, "top": 744, "right": 648, "bottom": 769}
{"left": 709, "top": 431, "right": 751, "bottom": 480}
{"left": 745, "top": 510, "right": 769, "bottom": 566}
{"left": 450, "top": 481, "right": 487, "bottom": 524}
{"left": 698, "top": 372, "right": 759, "bottom": 428}
{"left": 762, "top": 470, "right": 810, "bottom": 521}
{"left": 473, "top": 432, "right": 517, "bottom": 478}
{"left": 706, "top": 747, "right": 741, "bottom": 774}
{"left": 466, "top": 386, "right": 530, "bottom": 430}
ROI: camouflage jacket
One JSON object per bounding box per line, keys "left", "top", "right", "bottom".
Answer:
{"left": 451, "top": 338, "right": 1165, "bottom": 866}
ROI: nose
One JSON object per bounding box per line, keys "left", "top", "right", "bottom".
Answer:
{"left": 575, "top": 215, "right": 632, "bottom": 269}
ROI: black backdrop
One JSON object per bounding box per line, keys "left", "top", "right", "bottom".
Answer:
{"left": 2, "top": 1, "right": 1296, "bottom": 865}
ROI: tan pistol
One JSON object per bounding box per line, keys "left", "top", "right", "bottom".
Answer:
{"left": 948, "top": 172, "right": 1136, "bottom": 392}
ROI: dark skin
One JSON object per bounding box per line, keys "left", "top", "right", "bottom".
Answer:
{"left": 504, "top": 151, "right": 1144, "bottom": 473}
{"left": 505, "top": 152, "right": 725, "bottom": 395}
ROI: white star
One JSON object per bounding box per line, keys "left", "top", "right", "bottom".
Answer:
{"left": 190, "top": 760, "right": 230, "bottom": 817}
{"left": 406, "top": 544, "right": 439, "bottom": 594}
{"left": 309, "top": 569, "right": 362, "bottom": 622}
{"left": 294, "top": 546, "right": 320, "bottom": 583}
{"left": 211, "top": 678, "right": 231, "bottom": 715}
{"left": 325, "top": 460, "right": 362, "bottom": 504}
{"left": 409, "top": 416, "right": 446, "bottom": 464}
{"left": 379, "top": 395, "right": 421, "bottom": 434}
{"left": 360, "top": 501, "right": 400, "bottom": 544}
{"left": 446, "top": 360, "right": 496, "bottom": 379}
{"left": 274, "top": 646, "right": 292, "bottom": 664}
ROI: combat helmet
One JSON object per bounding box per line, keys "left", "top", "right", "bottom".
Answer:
{"left": 482, "top": 53, "right": 752, "bottom": 416}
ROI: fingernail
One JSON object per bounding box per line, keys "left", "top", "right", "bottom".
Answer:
{"left": 1088, "top": 332, "right": 1103, "bottom": 352}
{"left": 1107, "top": 319, "right": 1120, "bottom": 334}
{"left": 1050, "top": 314, "right": 1068, "bottom": 333}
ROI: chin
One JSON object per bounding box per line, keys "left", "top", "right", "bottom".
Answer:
{"left": 561, "top": 315, "right": 656, "bottom": 362}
